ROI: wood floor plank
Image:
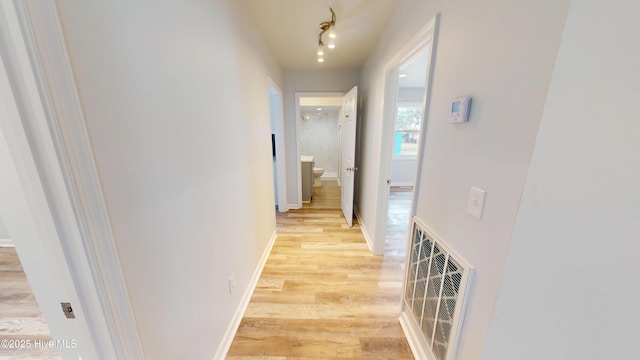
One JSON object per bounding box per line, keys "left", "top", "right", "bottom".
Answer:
{"left": 0, "top": 247, "right": 60, "bottom": 359}
{"left": 301, "top": 180, "right": 342, "bottom": 210}
{"left": 227, "top": 202, "right": 413, "bottom": 359}
{"left": 0, "top": 186, "right": 413, "bottom": 360}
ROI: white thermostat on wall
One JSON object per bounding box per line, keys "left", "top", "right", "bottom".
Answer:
{"left": 448, "top": 96, "right": 472, "bottom": 123}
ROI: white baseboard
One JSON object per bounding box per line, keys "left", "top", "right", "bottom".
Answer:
{"left": 391, "top": 181, "right": 415, "bottom": 187}
{"left": 399, "top": 309, "right": 433, "bottom": 360}
{"left": 212, "top": 230, "right": 278, "bottom": 360}
{"left": 288, "top": 203, "right": 302, "bottom": 210}
{"left": 0, "top": 239, "right": 13, "bottom": 247}
{"left": 354, "top": 207, "right": 373, "bottom": 253}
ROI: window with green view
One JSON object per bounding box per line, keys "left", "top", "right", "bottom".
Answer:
{"left": 394, "top": 105, "right": 422, "bottom": 156}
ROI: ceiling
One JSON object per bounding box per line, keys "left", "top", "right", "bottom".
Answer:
{"left": 239, "top": 0, "right": 401, "bottom": 69}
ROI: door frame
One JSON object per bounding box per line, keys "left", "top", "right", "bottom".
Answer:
{"left": 0, "top": 1, "right": 143, "bottom": 358}
{"left": 372, "top": 15, "right": 440, "bottom": 255}
{"left": 268, "top": 79, "right": 287, "bottom": 212}
{"left": 294, "top": 91, "right": 345, "bottom": 209}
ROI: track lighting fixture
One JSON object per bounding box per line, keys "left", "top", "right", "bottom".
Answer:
{"left": 317, "top": 7, "right": 336, "bottom": 63}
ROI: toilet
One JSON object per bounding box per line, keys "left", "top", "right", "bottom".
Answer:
{"left": 313, "top": 167, "right": 324, "bottom": 186}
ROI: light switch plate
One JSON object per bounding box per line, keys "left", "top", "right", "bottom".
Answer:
{"left": 467, "top": 187, "right": 486, "bottom": 220}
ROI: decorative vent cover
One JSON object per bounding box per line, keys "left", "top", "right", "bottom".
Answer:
{"left": 403, "top": 217, "right": 473, "bottom": 360}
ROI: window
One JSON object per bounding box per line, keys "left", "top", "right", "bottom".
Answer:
{"left": 394, "top": 104, "right": 422, "bottom": 156}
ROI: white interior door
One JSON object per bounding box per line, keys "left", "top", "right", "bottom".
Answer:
{"left": 341, "top": 85, "right": 358, "bottom": 227}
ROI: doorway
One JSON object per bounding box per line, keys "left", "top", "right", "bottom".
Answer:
{"left": 385, "top": 50, "right": 430, "bottom": 256}
{"left": 295, "top": 92, "right": 344, "bottom": 209}
{"left": 372, "top": 17, "right": 439, "bottom": 256}
{"left": 294, "top": 86, "right": 359, "bottom": 226}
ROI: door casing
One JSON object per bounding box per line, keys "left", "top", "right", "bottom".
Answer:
{"left": 0, "top": 1, "right": 144, "bottom": 358}
{"left": 373, "top": 15, "right": 440, "bottom": 255}
{"left": 294, "top": 91, "right": 345, "bottom": 209}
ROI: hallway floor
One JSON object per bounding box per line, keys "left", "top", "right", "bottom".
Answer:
{"left": 226, "top": 189, "right": 414, "bottom": 359}
{"left": 385, "top": 187, "right": 412, "bottom": 257}
{"left": 0, "top": 247, "right": 60, "bottom": 359}
{"left": 303, "top": 179, "right": 341, "bottom": 209}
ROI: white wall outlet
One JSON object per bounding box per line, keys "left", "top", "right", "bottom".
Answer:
{"left": 228, "top": 273, "right": 235, "bottom": 295}
{"left": 467, "top": 187, "right": 487, "bottom": 220}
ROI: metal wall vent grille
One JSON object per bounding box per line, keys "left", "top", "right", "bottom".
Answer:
{"left": 403, "top": 218, "right": 473, "bottom": 360}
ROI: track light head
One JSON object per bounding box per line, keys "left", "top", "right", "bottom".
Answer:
{"left": 316, "top": 8, "right": 337, "bottom": 63}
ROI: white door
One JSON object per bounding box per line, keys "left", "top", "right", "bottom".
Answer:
{"left": 341, "top": 86, "right": 358, "bottom": 227}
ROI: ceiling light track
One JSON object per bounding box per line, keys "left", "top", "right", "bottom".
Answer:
{"left": 317, "top": 7, "right": 336, "bottom": 63}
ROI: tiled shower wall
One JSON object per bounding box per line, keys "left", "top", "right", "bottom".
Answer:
{"left": 300, "top": 111, "right": 339, "bottom": 178}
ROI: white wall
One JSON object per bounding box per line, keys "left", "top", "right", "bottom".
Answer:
{"left": 0, "top": 213, "right": 9, "bottom": 239}
{"left": 390, "top": 158, "right": 416, "bottom": 186}
{"left": 55, "top": 1, "right": 281, "bottom": 359}
{"left": 358, "top": 0, "right": 570, "bottom": 358}
{"left": 299, "top": 111, "right": 339, "bottom": 178}
{"left": 0, "top": 213, "right": 10, "bottom": 247}
{"left": 283, "top": 69, "right": 359, "bottom": 207}
{"left": 483, "top": 1, "right": 640, "bottom": 358}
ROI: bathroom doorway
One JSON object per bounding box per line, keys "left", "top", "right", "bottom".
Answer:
{"left": 295, "top": 92, "right": 344, "bottom": 209}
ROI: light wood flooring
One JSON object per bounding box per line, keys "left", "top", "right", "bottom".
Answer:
{"left": 0, "top": 247, "right": 60, "bottom": 359}
{"left": 303, "top": 180, "right": 341, "bottom": 210}
{"left": 227, "top": 186, "right": 414, "bottom": 359}
{"left": 0, "top": 185, "right": 414, "bottom": 359}
{"left": 385, "top": 187, "right": 413, "bottom": 257}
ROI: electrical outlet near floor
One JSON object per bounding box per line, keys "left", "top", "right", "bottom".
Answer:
{"left": 228, "top": 273, "right": 236, "bottom": 295}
